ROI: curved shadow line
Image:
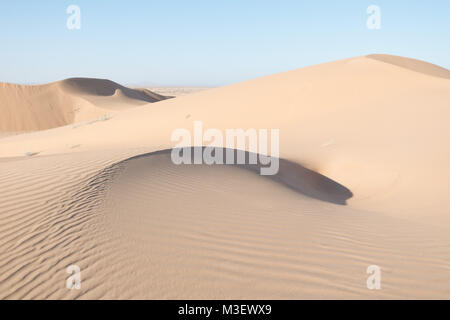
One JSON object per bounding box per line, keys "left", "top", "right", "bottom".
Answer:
{"left": 98, "top": 147, "right": 353, "bottom": 206}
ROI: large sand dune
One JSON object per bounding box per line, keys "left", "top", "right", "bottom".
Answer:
{"left": 0, "top": 78, "right": 168, "bottom": 134}
{"left": 0, "top": 54, "right": 449, "bottom": 299}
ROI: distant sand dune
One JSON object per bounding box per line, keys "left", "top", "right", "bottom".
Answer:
{"left": 0, "top": 78, "right": 168, "bottom": 133}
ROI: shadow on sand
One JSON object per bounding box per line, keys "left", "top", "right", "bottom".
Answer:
{"left": 117, "top": 147, "right": 353, "bottom": 205}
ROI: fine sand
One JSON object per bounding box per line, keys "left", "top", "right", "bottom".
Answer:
{"left": 0, "top": 54, "right": 449, "bottom": 299}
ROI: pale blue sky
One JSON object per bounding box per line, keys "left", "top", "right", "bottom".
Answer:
{"left": 0, "top": 1, "right": 449, "bottom": 86}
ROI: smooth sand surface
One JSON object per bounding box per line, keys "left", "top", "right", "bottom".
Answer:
{"left": 0, "top": 54, "right": 449, "bottom": 299}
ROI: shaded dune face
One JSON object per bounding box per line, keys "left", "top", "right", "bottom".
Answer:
{"left": 267, "top": 157, "right": 353, "bottom": 205}
{"left": 60, "top": 78, "right": 167, "bottom": 103}
{"left": 366, "top": 54, "right": 450, "bottom": 79}
{"left": 154, "top": 147, "right": 353, "bottom": 205}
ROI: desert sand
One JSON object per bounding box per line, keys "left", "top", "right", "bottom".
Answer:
{"left": 0, "top": 78, "right": 168, "bottom": 136}
{"left": 0, "top": 54, "right": 449, "bottom": 299}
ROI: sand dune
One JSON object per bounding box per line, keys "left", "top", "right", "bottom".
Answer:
{"left": 1, "top": 54, "right": 449, "bottom": 219}
{"left": 0, "top": 54, "right": 449, "bottom": 299}
{"left": 0, "top": 78, "right": 168, "bottom": 134}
